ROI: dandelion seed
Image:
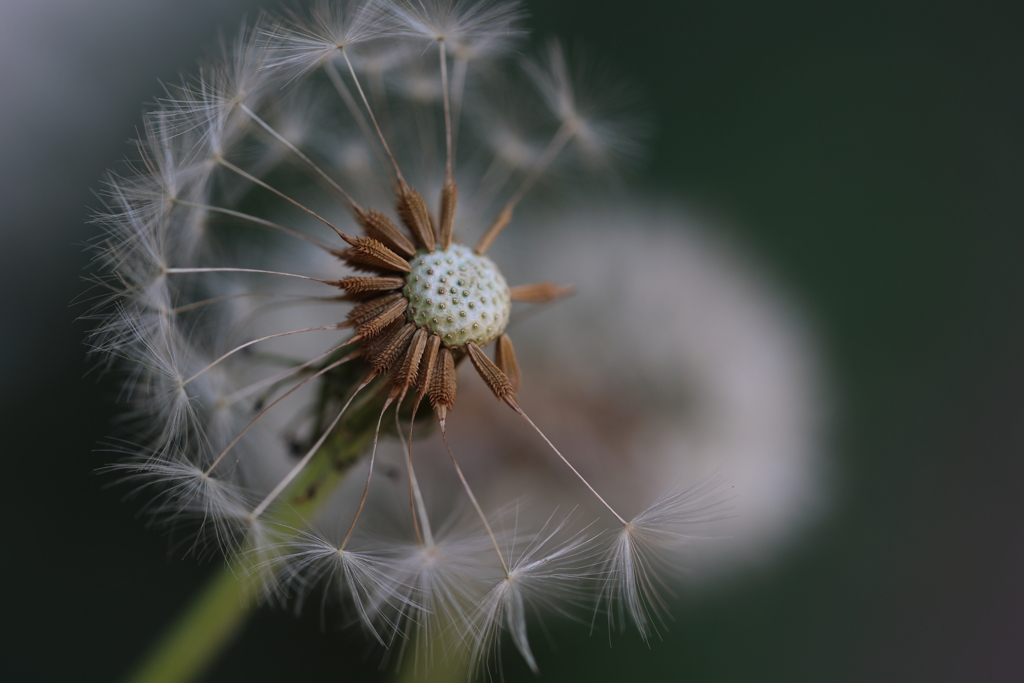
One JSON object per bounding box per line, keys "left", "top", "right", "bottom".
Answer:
{"left": 466, "top": 510, "right": 600, "bottom": 673}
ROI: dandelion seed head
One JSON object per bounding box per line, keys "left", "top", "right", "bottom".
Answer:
{"left": 89, "top": 0, "right": 826, "bottom": 674}
{"left": 404, "top": 244, "right": 509, "bottom": 347}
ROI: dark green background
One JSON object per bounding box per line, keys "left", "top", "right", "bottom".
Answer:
{"left": 3, "top": 1, "right": 1020, "bottom": 681}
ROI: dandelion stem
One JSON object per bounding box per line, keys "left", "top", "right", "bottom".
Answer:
{"left": 124, "top": 408, "right": 378, "bottom": 683}
{"left": 122, "top": 558, "right": 250, "bottom": 683}
{"left": 391, "top": 634, "right": 469, "bottom": 683}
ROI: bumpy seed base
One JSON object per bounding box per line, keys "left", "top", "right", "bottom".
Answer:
{"left": 404, "top": 244, "right": 511, "bottom": 348}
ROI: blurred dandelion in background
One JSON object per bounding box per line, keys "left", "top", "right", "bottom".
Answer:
{"left": 86, "top": 0, "right": 827, "bottom": 680}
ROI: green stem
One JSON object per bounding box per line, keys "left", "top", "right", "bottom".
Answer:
{"left": 392, "top": 648, "right": 470, "bottom": 683}
{"left": 123, "top": 560, "right": 253, "bottom": 683}
{"left": 390, "top": 623, "right": 472, "bottom": 683}
{"left": 123, "top": 381, "right": 383, "bottom": 683}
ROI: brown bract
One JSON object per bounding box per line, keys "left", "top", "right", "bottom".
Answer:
{"left": 333, "top": 181, "right": 566, "bottom": 424}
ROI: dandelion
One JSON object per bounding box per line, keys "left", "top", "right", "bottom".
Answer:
{"left": 88, "top": 1, "right": 825, "bottom": 680}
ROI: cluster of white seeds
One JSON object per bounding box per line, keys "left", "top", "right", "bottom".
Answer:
{"left": 403, "top": 244, "right": 511, "bottom": 348}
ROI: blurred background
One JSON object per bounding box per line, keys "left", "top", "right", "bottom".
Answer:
{"left": 2, "top": 0, "right": 1021, "bottom": 681}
